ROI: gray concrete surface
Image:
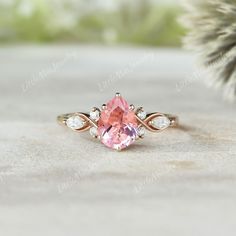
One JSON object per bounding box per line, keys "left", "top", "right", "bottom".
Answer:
{"left": 0, "top": 45, "right": 236, "bottom": 236}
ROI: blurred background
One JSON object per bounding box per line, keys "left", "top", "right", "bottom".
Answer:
{"left": 1, "top": 1, "right": 236, "bottom": 236}
{"left": 0, "top": 0, "right": 185, "bottom": 47}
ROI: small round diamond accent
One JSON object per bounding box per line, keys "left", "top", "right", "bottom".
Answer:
{"left": 150, "top": 116, "right": 170, "bottom": 130}
{"left": 90, "top": 109, "right": 100, "bottom": 121}
{"left": 89, "top": 127, "right": 98, "bottom": 138}
{"left": 137, "top": 109, "right": 147, "bottom": 120}
{"left": 66, "top": 116, "right": 85, "bottom": 130}
{"left": 137, "top": 126, "right": 145, "bottom": 138}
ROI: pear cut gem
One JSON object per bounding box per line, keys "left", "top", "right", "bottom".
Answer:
{"left": 98, "top": 95, "right": 138, "bottom": 150}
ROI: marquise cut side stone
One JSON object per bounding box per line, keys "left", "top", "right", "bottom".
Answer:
{"left": 66, "top": 116, "right": 85, "bottom": 130}
{"left": 150, "top": 116, "right": 170, "bottom": 130}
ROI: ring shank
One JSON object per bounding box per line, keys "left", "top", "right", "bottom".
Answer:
{"left": 165, "top": 114, "right": 179, "bottom": 127}
{"left": 57, "top": 113, "right": 74, "bottom": 126}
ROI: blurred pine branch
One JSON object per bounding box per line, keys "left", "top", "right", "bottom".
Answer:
{"left": 181, "top": 0, "right": 236, "bottom": 101}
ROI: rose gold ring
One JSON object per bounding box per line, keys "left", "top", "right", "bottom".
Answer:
{"left": 57, "top": 93, "right": 179, "bottom": 151}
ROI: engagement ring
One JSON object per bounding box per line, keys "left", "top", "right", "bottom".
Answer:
{"left": 57, "top": 93, "right": 179, "bottom": 151}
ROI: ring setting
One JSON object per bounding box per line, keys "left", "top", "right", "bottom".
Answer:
{"left": 57, "top": 93, "right": 178, "bottom": 151}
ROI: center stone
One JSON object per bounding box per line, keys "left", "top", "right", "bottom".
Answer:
{"left": 98, "top": 94, "right": 138, "bottom": 150}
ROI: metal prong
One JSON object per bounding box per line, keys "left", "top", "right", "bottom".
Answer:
{"left": 101, "top": 104, "right": 107, "bottom": 110}
{"left": 91, "top": 107, "right": 98, "bottom": 112}
{"left": 129, "top": 104, "right": 135, "bottom": 111}
{"left": 115, "top": 92, "right": 121, "bottom": 97}
{"left": 136, "top": 107, "right": 143, "bottom": 113}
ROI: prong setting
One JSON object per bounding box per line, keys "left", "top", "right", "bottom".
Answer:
{"left": 129, "top": 104, "right": 135, "bottom": 111}
{"left": 101, "top": 104, "right": 107, "bottom": 110}
{"left": 115, "top": 92, "right": 121, "bottom": 97}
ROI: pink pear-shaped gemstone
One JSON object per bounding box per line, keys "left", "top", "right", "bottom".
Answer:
{"left": 98, "top": 95, "right": 138, "bottom": 150}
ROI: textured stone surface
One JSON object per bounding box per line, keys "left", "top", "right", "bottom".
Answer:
{"left": 0, "top": 45, "right": 236, "bottom": 236}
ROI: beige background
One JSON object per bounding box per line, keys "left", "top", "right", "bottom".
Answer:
{"left": 0, "top": 45, "right": 236, "bottom": 236}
